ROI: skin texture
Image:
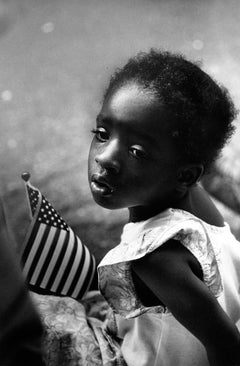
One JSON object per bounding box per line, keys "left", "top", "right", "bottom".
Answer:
{"left": 88, "top": 82, "right": 240, "bottom": 365}
{"left": 89, "top": 83, "right": 188, "bottom": 221}
{"left": 104, "top": 50, "right": 236, "bottom": 172}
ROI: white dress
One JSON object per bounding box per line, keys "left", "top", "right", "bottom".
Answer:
{"left": 98, "top": 208, "right": 240, "bottom": 366}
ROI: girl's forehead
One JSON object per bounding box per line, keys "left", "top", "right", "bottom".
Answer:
{"left": 106, "top": 83, "right": 157, "bottom": 114}
{"left": 101, "top": 83, "right": 175, "bottom": 137}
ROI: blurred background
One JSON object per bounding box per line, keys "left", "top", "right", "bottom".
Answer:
{"left": 0, "top": 0, "right": 240, "bottom": 263}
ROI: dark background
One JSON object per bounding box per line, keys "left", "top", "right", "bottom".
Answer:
{"left": 0, "top": 0, "right": 240, "bottom": 263}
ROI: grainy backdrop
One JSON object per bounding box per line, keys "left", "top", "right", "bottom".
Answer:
{"left": 0, "top": 0, "right": 240, "bottom": 262}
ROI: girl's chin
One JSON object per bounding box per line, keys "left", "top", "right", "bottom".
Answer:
{"left": 91, "top": 191, "right": 119, "bottom": 210}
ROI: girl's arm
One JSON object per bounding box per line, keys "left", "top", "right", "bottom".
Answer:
{"left": 132, "top": 239, "right": 240, "bottom": 366}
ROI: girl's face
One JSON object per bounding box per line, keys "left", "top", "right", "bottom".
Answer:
{"left": 88, "top": 82, "right": 181, "bottom": 221}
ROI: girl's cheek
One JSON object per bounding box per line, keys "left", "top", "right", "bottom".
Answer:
{"left": 89, "top": 140, "right": 97, "bottom": 157}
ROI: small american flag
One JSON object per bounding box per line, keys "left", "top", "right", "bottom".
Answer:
{"left": 21, "top": 172, "right": 96, "bottom": 300}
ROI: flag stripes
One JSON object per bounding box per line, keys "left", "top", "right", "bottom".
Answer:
{"left": 31, "top": 226, "right": 57, "bottom": 284}
{"left": 67, "top": 238, "right": 86, "bottom": 296}
{"left": 34, "top": 228, "right": 61, "bottom": 287}
{"left": 38, "top": 230, "right": 67, "bottom": 288}
{"left": 61, "top": 235, "right": 84, "bottom": 295}
{"left": 71, "top": 246, "right": 91, "bottom": 298}
{"left": 74, "top": 253, "right": 95, "bottom": 299}
{"left": 43, "top": 230, "right": 70, "bottom": 290}
{"left": 53, "top": 229, "right": 78, "bottom": 294}
{"left": 24, "top": 223, "right": 51, "bottom": 280}
{"left": 21, "top": 176, "right": 96, "bottom": 300}
{"left": 22, "top": 224, "right": 95, "bottom": 298}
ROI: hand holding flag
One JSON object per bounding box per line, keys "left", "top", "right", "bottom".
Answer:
{"left": 21, "top": 172, "right": 96, "bottom": 300}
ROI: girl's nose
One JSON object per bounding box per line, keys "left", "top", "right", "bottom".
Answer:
{"left": 95, "top": 140, "right": 121, "bottom": 174}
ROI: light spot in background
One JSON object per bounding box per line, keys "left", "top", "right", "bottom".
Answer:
{"left": 1, "top": 90, "right": 13, "bottom": 102}
{"left": 41, "top": 22, "right": 55, "bottom": 34}
{"left": 7, "top": 138, "right": 17, "bottom": 149}
{"left": 192, "top": 39, "right": 204, "bottom": 50}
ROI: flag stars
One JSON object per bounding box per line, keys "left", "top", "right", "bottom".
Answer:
{"left": 27, "top": 186, "right": 70, "bottom": 230}
{"left": 27, "top": 186, "right": 40, "bottom": 215}
{"left": 36, "top": 194, "right": 69, "bottom": 230}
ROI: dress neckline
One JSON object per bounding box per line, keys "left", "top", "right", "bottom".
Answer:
{"left": 126, "top": 207, "right": 228, "bottom": 232}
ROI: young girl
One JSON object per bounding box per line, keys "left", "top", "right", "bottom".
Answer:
{"left": 87, "top": 49, "right": 240, "bottom": 366}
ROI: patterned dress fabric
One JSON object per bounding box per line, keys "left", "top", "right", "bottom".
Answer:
{"left": 31, "top": 291, "right": 126, "bottom": 366}
{"left": 98, "top": 208, "right": 240, "bottom": 366}
{"left": 32, "top": 208, "right": 240, "bottom": 365}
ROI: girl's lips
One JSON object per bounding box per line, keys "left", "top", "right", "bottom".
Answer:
{"left": 91, "top": 175, "right": 114, "bottom": 196}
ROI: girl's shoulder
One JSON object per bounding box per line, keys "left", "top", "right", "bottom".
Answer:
{"left": 100, "top": 205, "right": 229, "bottom": 268}
{"left": 100, "top": 206, "right": 230, "bottom": 300}
{"left": 98, "top": 207, "right": 235, "bottom": 318}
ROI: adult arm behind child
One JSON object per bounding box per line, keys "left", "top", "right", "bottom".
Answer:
{"left": 132, "top": 239, "right": 240, "bottom": 366}
{"left": 0, "top": 197, "right": 45, "bottom": 366}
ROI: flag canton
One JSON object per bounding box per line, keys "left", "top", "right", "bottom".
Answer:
{"left": 38, "top": 195, "right": 69, "bottom": 231}
{"left": 27, "top": 185, "right": 39, "bottom": 216}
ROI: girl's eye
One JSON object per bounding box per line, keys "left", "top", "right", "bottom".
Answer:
{"left": 91, "top": 127, "right": 109, "bottom": 142}
{"left": 129, "top": 145, "right": 147, "bottom": 159}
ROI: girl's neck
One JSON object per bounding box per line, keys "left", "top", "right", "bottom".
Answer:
{"left": 128, "top": 184, "right": 224, "bottom": 227}
{"left": 175, "top": 183, "right": 224, "bottom": 227}
{"left": 129, "top": 205, "right": 167, "bottom": 223}
{"left": 129, "top": 190, "right": 186, "bottom": 223}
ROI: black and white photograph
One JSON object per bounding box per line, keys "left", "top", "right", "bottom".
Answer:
{"left": 0, "top": 1, "right": 240, "bottom": 365}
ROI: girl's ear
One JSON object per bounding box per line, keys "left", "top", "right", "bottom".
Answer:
{"left": 177, "top": 164, "right": 204, "bottom": 187}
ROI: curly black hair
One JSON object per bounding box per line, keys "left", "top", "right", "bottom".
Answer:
{"left": 104, "top": 49, "right": 237, "bottom": 171}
